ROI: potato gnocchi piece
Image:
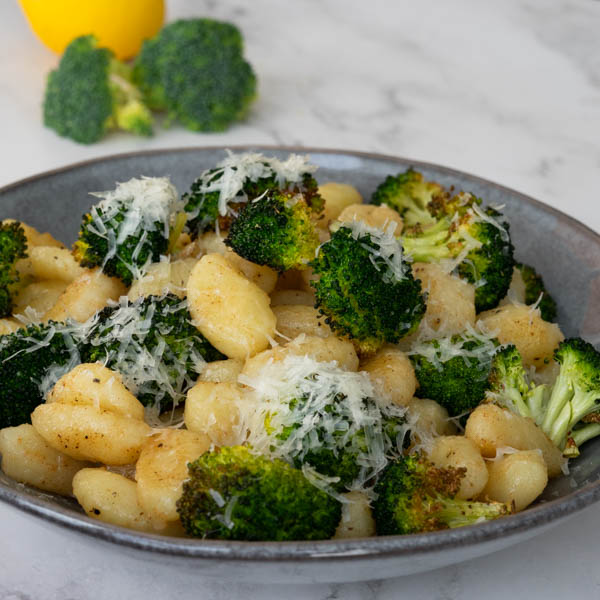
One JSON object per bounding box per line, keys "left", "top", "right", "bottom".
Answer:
{"left": 44, "top": 268, "right": 126, "bottom": 323}
{"left": 187, "top": 254, "right": 277, "bottom": 360}
{"left": 0, "top": 424, "right": 90, "bottom": 496}
{"left": 318, "top": 182, "right": 363, "bottom": 227}
{"left": 16, "top": 246, "right": 85, "bottom": 283}
{"left": 13, "top": 280, "right": 68, "bottom": 319}
{"left": 465, "top": 404, "right": 565, "bottom": 478}
{"left": 360, "top": 347, "right": 416, "bottom": 407}
{"left": 128, "top": 258, "right": 197, "bottom": 300}
{"left": 136, "top": 429, "right": 211, "bottom": 522}
{"left": 73, "top": 468, "right": 180, "bottom": 533}
{"left": 407, "top": 398, "right": 457, "bottom": 437}
{"left": 428, "top": 435, "right": 488, "bottom": 500}
{"left": 195, "top": 232, "right": 278, "bottom": 293}
{"left": 333, "top": 491, "right": 376, "bottom": 539}
{"left": 198, "top": 358, "right": 244, "bottom": 384}
{"left": 0, "top": 318, "right": 21, "bottom": 335}
{"left": 273, "top": 304, "right": 332, "bottom": 341}
{"left": 3, "top": 220, "right": 64, "bottom": 248}
{"left": 481, "top": 450, "right": 548, "bottom": 511}
{"left": 410, "top": 263, "right": 476, "bottom": 339}
{"left": 337, "top": 203, "right": 403, "bottom": 232}
{"left": 241, "top": 334, "right": 359, "bottom": 378}
{"left": 479, "top": 303, "right": 564, "bottom": 369}
{"left": 185, "top": 381, "right": 248, "bottom": 447}
{"left": 48, "top": 363, "right": 144, "bottom": 420}
{"left": 31, "top": 404, "right": 151, "bottom": 465}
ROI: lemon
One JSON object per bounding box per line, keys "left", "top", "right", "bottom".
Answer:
{"left": 19, "top": 0, "right": 165, "bottom": 60}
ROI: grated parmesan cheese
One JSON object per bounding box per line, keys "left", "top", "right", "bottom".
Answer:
{"left": 192, "top": 151, "right": 318, "bottom": 218}
{"left": 407, "top": 321, "right": 499, "bottom": 372}
{"left": 239, "top": 354, "right": 409, "bottom": 497}
{"left": 342, "top": 219, "right": 409, "bottom": 284}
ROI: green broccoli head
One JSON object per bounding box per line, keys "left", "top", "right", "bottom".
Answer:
{"left": 0, "top": 321, "right": 82, "bottom": 428}
{"left": 80, "top": 293, "right": 225, "bottom": 409}
{"left": 0, "top": 221, "right": 28, "bottom": 317}
{"left": 43, "top": 35, "right": 153, "bottom": 144}
{"left": 487, "top": 344, "right": 537, "bottom": 419}
{"left": 402, "top": 193, "right": 515, "bottom": 312}
{"left": 409, "top": 330, "right": 499, "bottom": 416}
{"left": 224, "top": 191, "right": 320, "bottom": 271}
{"left": 373, "top": 454, "right": 512, "bottom": 536}
{"left": 176, "top": 446, "right": 342, "bottom": 541}
{"left": 539, "top": 338, "right": 600, "bottom": 456}
{"left": 310, "top": 222, "right": 426, "bottom": 354}
{"left": 371, "top": 169, "right": 443, "bottom": 227}
{"left": 182, "top": 152, "right": 322, "bottom": 238}
{"left": 515, "top": 263, "right": 557, "bottom": 322}
{"left": 489, "top": 338, "right": 600, "bottom": 457}
{"left": 244, "top": 354, "right": 408, "bottom": 493}
{"left": 73, "top": 177, "right": 180, "bottom": 285}
{"left": 133, "top": 19, "right": 256, "bottom": 132}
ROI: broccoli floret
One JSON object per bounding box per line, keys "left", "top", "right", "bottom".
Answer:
{"left": 371, "top": 169, "right": 443, "bottom": 227}
{"left": 73, "top": 177, "right": 180, "bottom": 285}
{"left": 272, "top": 396, "right": 406, "bottom": 492}
{"left": 489, "top": 339, "right": 600, "bottom": 457}
{"left": 310, "top": 222, "right": 426, "bottom": 353}
{"left": 402, "top": 193, "right": 514, "bottom": 312}
{"left": 0, "top": 222, "right": 28, "bottom": 317}
{"left": 515, "top": 262, "right": 557, "bottom": 322}
{"left": 176, "top": 446, "right": 341, "bottom": 541}
{"left": 0, "top": 321, "right": 82, "bottom": 428}
{"left": 245, "top": 354, "right": 408, "bottom": 493}
{"left": 133, "top": 19, "right": 256, "bottom": 132}
{"left": 224, "top": 191, "right": 320, "bottom": 271}
{"left": 43, "top": 35, "right": 153, "bottom": 144}
{"left": 409, "top": 331, "right": 499, "bottom": 416}
{"left": 373, "top": 454, "right": 512, "bottom": 535}
{"left": 182, "top": 152, "right": 322, "bottom": 237}
{"left": 80, "top": 294, "right": 225, "bottom": 408}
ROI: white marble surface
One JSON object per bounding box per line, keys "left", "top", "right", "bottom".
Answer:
{"left": 1, "top": 0, "right": 600, "bottom": 597}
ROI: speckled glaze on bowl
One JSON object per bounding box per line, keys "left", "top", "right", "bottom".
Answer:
{"left": 1, "top": 146, "right": 599, "bottom": 584}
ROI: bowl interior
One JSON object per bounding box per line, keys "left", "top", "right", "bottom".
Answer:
{"left": 1, "top": 146, "right": 600, "bottom": 573}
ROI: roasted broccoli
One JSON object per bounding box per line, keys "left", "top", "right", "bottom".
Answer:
{"left": 515, "top": 262, "right": 557, "bottom": 322}
{"left": 133, "top": 19, "right": 256, "bottom": 132}
{"left": 73, "top": 177, "right": 180, "bottom": 285}
{"left": 244, "top": 354, "right": 408, "bottom": 492}
{"left": 80, "top": 293, "right": 225, "bottom": 409}
{"left": 225, "top": 191, "right": 320, "bottom": 271}
{"left": 409, "top": 330, "right": 499, "bottom": 417}
{"left": 371, "top": 168, "right": 443, "bottom": 227}
{"left": 310, "top": 222, "right": 426, "bottom": 353}
{"left": 373, "top": 454, "right": 512, "bottom": 535}
{"left": 43, "top": 35, "right": 153, "bottom": 144}
{"left": 182, "top": 151, "right": 322, "bottom": 237}
{"left": 402, "top": 192, "right": 514, "bottom": 312}
{"left": 0, "top": 321, "right": 82, "bottom": 428}
{"left": 176, "top": 446, "right": 342, "bottom": 541}
{"left": 489, "top": 339, "right": 600, "bottom": 457}
{"left": 0, "top": 221, "right": 28, "bottom": 317}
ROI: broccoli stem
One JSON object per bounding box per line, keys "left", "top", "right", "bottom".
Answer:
{"left": 540, "top": 371, "right": 574, "bottom": 438}
{"left": 527, "top": 384, "right": 548, "bottom": 426}
{"left": 437, "top": 496, "right": 511, "bottom": 528}
{"left": 547, "top": 389, "right": 599, "bottom": 447}
{"left": 571, "top": 423, "right": 600, "bottom": 448}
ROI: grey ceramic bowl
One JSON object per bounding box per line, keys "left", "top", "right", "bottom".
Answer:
{"left": 1, "top": 146, "right": 599, "bottom": 584}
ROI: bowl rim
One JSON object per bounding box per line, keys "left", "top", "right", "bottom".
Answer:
{"left": 1, "top": 144, "right": 599, "bottom": 562}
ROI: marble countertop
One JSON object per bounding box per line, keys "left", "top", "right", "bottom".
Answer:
{"left": 1, "top": 0, "right": 599, "bottom": 598}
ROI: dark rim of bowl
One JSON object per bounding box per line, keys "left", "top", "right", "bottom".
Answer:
{"left": 1, "top": 145, "right": 599, "bottom": 562}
